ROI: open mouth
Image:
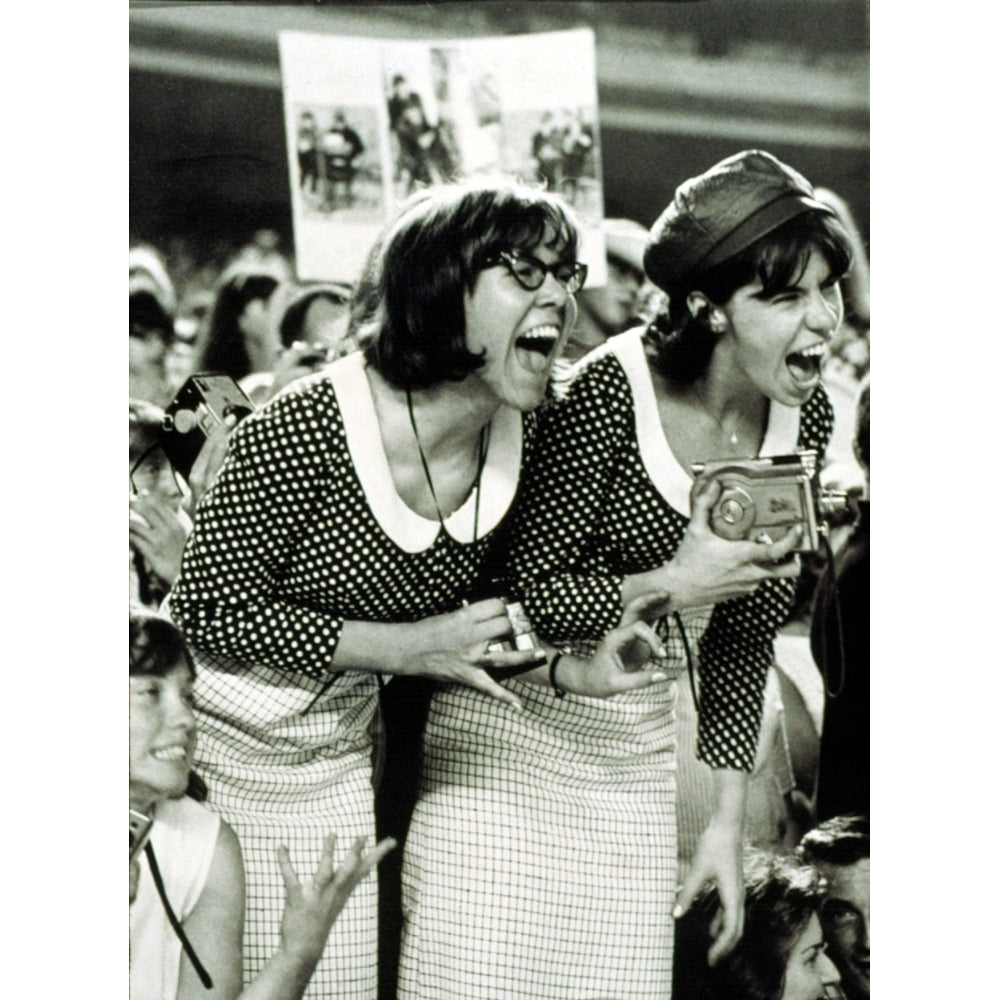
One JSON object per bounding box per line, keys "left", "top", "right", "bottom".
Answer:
{"left": 151, "top": 744, "right": 189, "bottom": 763}
{"left": 785, "top": 343, "right": 828, "bottom": 385}
{"left": 514, "top": 325, "right": 561, "bottom": 374}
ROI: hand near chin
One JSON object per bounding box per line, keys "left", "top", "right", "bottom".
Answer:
{"left": 129, "top": 493, "right": 190, "bottom": 586}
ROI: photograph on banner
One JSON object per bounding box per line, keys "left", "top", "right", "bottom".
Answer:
{"left": 278, "top": 31, "right": 393, "bottom": 283}
{"left": 380, "top": 28, "right": 607, "bottom": 285}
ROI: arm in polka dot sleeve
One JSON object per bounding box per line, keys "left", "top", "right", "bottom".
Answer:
{"left": 693, "top": 386, "right": 834, "bottom": 770}
{"left": 506, "top": 358, "right": 633, "bottom": 642}
{"left": 168, "top": 388, "right": 343, "bottom": 679}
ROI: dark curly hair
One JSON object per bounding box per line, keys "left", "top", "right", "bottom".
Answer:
{"left": 673, "top": 850, "right": 827, "bottom": 1000}
{"left": 644, "top": 209, "right": 852, "bottom": 385}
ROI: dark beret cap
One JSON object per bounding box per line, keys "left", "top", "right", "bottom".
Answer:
{"left": 643, "top": 149, "right": 833, "bottom": 291}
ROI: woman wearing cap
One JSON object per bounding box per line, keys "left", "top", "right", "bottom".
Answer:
{"left": 167, "top": 179, "right": 664, "bottom": 1000}
{"left": 466, "top": 150, "right": 850, "bottom": 998}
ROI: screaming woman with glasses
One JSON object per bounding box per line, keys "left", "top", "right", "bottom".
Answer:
{"left": 167, "top": 179, "right": 666, "bottom": 1000}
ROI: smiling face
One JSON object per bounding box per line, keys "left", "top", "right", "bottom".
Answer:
{"left": 780, "top": 913, "right": 842, "bottom": 1000}
{"left": 129, "top": 659, "right": 197, "bottom": 812}
{"left": 711, "top": 249, "right": 843, "bottom": 407}
{"left": 463, "top": 235, "right": 574, "bottom": 411}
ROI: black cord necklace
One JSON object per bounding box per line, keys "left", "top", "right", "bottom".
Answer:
{"left": 406, "top": 389, "right": 490, "bottom": 540}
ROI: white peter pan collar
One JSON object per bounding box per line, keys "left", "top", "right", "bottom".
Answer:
{"left": 327, "top": 351, "right": 522, "bottom": 552}
{"left": 607, "top": 328, "right": 802, "bottom": 518}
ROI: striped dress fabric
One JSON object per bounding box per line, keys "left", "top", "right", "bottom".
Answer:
{"left": 168, "top": 351, "right": 532, "bottom": 999}
{"left": 398, "top": 328, "right": 833, "bottom": 998}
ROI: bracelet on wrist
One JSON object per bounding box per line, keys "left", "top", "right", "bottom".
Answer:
{"left": 549, "top": 647, "right": 571, "bottom": 699}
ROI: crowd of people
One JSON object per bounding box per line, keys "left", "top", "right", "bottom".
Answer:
{"left": 130, "top": 148, "right": 870, "bottom": 1000}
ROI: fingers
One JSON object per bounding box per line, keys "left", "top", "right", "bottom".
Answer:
{"left": 758, "top": 523, "right": 804, "bottom": 561}
{"left": 672, "top": 878, "right": 698, "bottom": 922}
{"left": 706, "top": 894, "right": 745, "bottom": 966}
{"left": 460, "top": 597, "right": 509, "bottom": 623}
{"left": 276, "top": 844, "right": 300, "bottom": 893}
{"left": 620, "top": 590, "right": 672, "bottom": 626}
{"left": 455, "top": 665, "right": 524, "bottom": 711}
{"left": 475, "top": 647, "right": 547, "bottom": 671}
{"left": 688, "top": 477, "right": 722, "bottom": 522}
{"left": 359, "top": 837, "right": 397, "bottom": 872}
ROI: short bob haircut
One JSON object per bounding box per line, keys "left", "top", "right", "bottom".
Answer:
{"left": 129, "top": 608, "right": 207, "bottom": 801}
{"left": 358, "top": 179, "right": 580, "bottom": 390}
{"left": 129, "top": 607, "right": 194, "bottom": 679}
{"left": 644, "top": 208, "right": 853, "bottom": 385}
{"left": 673, "top": 850, "right": 827, "bottom": 1000}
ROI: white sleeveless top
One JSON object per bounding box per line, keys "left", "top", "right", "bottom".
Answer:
{"left": 129, "top": 797, "right": 221, "bottom": 1000}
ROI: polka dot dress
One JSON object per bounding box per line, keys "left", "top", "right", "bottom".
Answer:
{"left": 398, "top": 327, "right": 833, "bottom": 998}
{"left": 168, "top": 352, "right": 533, "bottom": 1000}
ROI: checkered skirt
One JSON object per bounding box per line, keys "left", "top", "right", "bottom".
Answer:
{"left": 398, "top": 617, "right": 706, "bottom": 999}
{"left": 191, "top": 649, "right": 380, "bottom": 1000}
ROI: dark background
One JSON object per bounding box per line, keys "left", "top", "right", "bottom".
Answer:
{"left": 130, "top": 1, "right": 868, "bottom": 265}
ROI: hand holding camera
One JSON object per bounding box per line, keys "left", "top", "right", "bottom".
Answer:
{"left": 625, "top": 477, "right": 804, "bottom": 614}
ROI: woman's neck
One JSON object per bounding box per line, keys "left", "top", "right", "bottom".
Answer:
{"left": 368, "top": 367, "right": 500, "bottom": 457}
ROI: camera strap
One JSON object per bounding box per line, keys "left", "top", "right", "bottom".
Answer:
{"left": 815, "top": 533, "right": 847, "bottom": 699}
{"left": 143, "top": 841, "right": 213, "bottom": 989}
{"left": 673, "top": 612, "right": 701, "bottom": 716}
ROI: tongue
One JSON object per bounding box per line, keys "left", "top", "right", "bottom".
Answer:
{"left": 786, "top": 351, "right": 820, "bottom": 384}
{"left": 516, "top": 343, "right": 552, "bottom": 374}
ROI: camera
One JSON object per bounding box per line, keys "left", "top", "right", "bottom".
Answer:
{"left": 690, "top": 450, "right": 853, "bottom": 552}
{"left": 158, "top": 373, "right": 255, "bottom": 480}
{"left": 483, "top": 600, "right": 544, "bottom": 681}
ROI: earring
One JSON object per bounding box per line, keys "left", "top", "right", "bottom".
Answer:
{"left": 709, "top": 312, "right": 725, "bottom": 334}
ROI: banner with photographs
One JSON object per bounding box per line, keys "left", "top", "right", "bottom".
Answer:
{"left": 279, "top": 28, "right": 606, "bottom": 286}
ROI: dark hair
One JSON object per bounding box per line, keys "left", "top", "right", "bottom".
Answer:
{"left": 798, "top": 814, "right": 870, "bottom": 868}
{"left": 673, "top": 850, "right": 826, "bottom": 1000}
{"left": 644, "top": 209, "right": 853, "bottom": 384}
{"left": 854, "top": 381, "right": 870, "bottom": 474}
{"left": 129, "top": 608, "right": 193, "bottom": 679}
{"left": 197, "top": 270, "right": 281, "bottom": 380}
{"left": 358, "top": 179, "right": 579, "bottom": 390}
{"left": 130, "top": 289, "right": 174, "bottom": 343}
{"left": 277, "top": 283, "right": 354, "bottom": 350}
{"left": 128, "top": 609, "right": 207, "bottom": 802}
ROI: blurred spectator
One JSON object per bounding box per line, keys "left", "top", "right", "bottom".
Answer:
{"left": 810, "top": 380, "right": 870, "bottom": 822}
{"left": 130, "top": 243, "right": 178, "bottom": 318}
{"left": 129, "top": 401, "right": 190, "bottom": 610}
{"left": 798, "top": 815, "right": 870, "bottom": 1000}
{"left": 240, "top": 281, "right": 356, "bottom": 405}
{"left": 561, "top": 216, "right": 650, "bottom": 362}
{"left": 130, "top": 285, "right": 177, "bottom": 409}
{"left": 673, "top": 849, "right": 842, "bottom": 999}
{"left": 194, "top": 264, "right": 284, "bottom": 384}
{"left": 129, "top": 609, "right": 396, "bottom": 1000}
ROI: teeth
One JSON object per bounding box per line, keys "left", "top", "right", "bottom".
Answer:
{"left": 518, "top": 325, "right": 560, "bottom": 344}
{"left": 792, "top": 343, "right": 827, "bottom": 359}
{"left": 151, "top": 746, "right": 187, "bottom": 761}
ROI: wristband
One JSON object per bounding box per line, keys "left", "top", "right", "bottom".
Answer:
{"left": 549, "top": 649, "right": 569, "bottom": 699}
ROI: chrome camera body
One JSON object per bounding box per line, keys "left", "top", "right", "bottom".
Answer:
{"left": 690, "top": 450, "right": 851, "bottom": 552}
